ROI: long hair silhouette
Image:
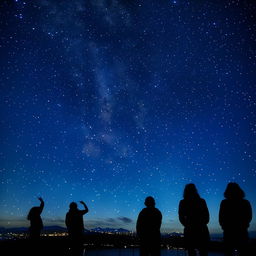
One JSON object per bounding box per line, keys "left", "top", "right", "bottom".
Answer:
{"left": 224, "top": 182, "right": 245, "bottom": 199}
{"left": 183, "top": 183, "right": 200, "bottom": 200}
{"left": 179, "top": 184, "right": 210, "bottom": 256}
{"left": 219, "top": 182, "right": 252, "bottom": 256}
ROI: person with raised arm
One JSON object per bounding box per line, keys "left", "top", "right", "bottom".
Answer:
{"left": 65, "top": 201, "right": 89, "bottom": 256}
{"left": 27, "top": 197, "right": 44, "bottom": 240}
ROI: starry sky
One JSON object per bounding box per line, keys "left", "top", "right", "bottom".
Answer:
{"left": 0, "top": 0, "right": 256, "bottom": 234}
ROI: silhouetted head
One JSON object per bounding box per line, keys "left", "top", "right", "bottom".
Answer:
{"left": 27, "top": 207, "right": 41, "bottom": 220}
{"left": 224, "top": 182, "right": 245, "bottom": 200}
{"left": 69, "top": 202, "right": 78, "bottom": 210}
{"left": 144, "top": 196, "right": 155, "bottom": 207}
{"left": 183, "top": 183, "right": 200, "bottom": 200}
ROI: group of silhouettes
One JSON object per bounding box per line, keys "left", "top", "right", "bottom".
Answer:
{"left": 27, "top": 182, "right": 252, "bottom": 256}
{"left": 27, "top": 198, "right": 88, "bottom": 255}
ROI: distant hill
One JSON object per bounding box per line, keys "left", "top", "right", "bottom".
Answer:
{"left": 0, "top": 226, "right": 67, "bottom": 233}
{"left": 0, "top": 226, "right": 129, "bottom": 234}
{"left": 1, "top": 226, "right": 255, "bottom": 238}
{"left": 162, "top": 232, "right": 183, "bottom": 238}
{"left": 89, "top": 227, "right": 130, "bottom": 233}
{"left": 0, "top": 227, "right": 28, "bottom": 233}
{"left": 43, "top": 226, "right": 67, "bottom": 232}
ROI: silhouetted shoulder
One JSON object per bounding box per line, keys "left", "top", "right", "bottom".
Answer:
{"left": 155, "top": 207, "right": 162, "bottom": 216}
{"left": 140, "top": 207, "right": 162, "bottom": 216}
{"left": 151, "top": 207, "right": 161, "bottom": 214}
{"left": 219, "top": 198, "right": 252, "bottom": 228}
{"left": 179, "top": 195, "right": 209, "bottom": 227}
{"left": 220, "top": 198, "right": 252, "bottom": 209}
{"left": 138, "top": 207, "right": 158, "bottom": 217}
{"left": 137, "top": 196, "right": 162, "bottom": 255}
{"left": 178, "top": 199, "right": 186, "bottom": 209}
{"left": 200, "top": 198, "right": 208, "bottom": 208}
{"left": 243, "top": 199, "right": 252, "bottom": 208}
{"left": 220, "top": 199, "right": 228, "bottom": 205}
{"left": 179, "top": 198, "right": 207, "bottom": 208}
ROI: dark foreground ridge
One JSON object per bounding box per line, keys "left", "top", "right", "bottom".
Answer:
{"left": 0, "top": 234, "right": 256, "bottom": 256}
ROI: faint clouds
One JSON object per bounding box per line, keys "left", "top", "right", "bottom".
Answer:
{"left": 106, "top": 217, "right": 116, "bottom": 223}
{"left": 134, "top": 101, "right": 147, "bottom": 130}
{"left": 90, "top": 0, "right": 131, "bottom": 27}
{"left": 82, "top": 132, "right": 133, "bottom": 159}
{"left": 83, "top": 142, "right": 101, "bottom": 157}
{"left": 118, "top": 144, "right": 133, "bottom": 158}
{"left": 118, "top": 216, "right": 133, "bottom": 224}
{"left": 75, "top": 1, "right": 86, "bottom": 12}
{"left": 101, "top": 133, "right": 114, "bottom": 144}
{"left": 86, "top": 216, "right": 133, "bottom": 228}
{"left": 40, "top": 0, "right": 131, "bottom": 27}
{"left": 44, "top": 217, "right": 65, "bottom": 226}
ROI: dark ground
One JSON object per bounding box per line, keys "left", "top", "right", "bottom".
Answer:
{"left": 0, "top": 235, "right": 256, "bottom": 256}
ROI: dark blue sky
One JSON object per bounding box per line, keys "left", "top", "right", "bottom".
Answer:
{"left": 0, "top": 0, "right": 255, "bottom": 233}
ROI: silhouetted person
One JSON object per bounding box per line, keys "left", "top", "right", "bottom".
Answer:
{"left": 179, "top": 184, "right": 210, "bottom": 256}
{"left": 27, "top": 197, "right": 44, "bottom": 240}
{"left": 219, "top": 182, "right": 252, "bottom": 256}
{"left": 65, "top": 201, "right": 89, "bottom": 256}
{"left": 136, "top": 196, "right": 162, "bottom": 256}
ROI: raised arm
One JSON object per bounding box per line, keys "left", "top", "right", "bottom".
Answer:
{"left": 38, "top": 197, "right": 44, "bottom": 214}
{"left": 80, "top": 201, "right": 89, "bottom": 215}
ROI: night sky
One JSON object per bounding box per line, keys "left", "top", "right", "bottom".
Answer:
{"left": 0, "top": 0, "right": 256, "bottom": 234}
